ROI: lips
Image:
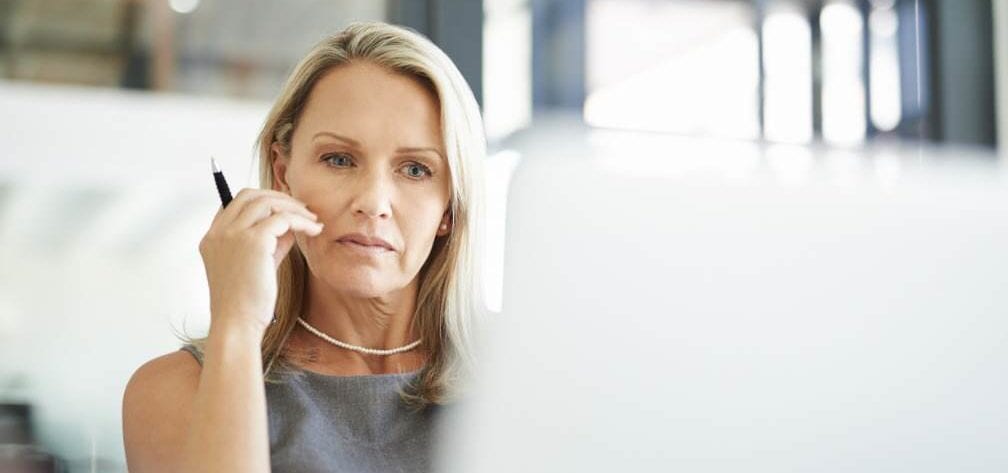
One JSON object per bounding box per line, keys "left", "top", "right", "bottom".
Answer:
{"left": 335, "top": 233, "right": 396, "bottom": 251}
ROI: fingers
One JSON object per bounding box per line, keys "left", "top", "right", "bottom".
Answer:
{"left": 206, "top": 189, "right": 323, "bottom": 254}
{"left": 252, "top": 212, "right": 324, "bottom": 240}
{"left": 235, "top": 198, "right": 317, "bottom": 231}
{"left": 211, "top": 188, "right": 278, "bottom": 226}
{"left": 224, "top": 189, "right": 318, "bottom": 230}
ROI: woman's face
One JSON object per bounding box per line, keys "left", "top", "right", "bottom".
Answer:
{"left": 273, "top": 62, "right": 451, "bottom": 298}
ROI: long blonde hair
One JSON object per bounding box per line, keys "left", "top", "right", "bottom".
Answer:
{"left": 193, "top": 22, "right": 486, "bottom": 406}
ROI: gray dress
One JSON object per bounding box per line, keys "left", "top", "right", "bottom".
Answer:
{"left": 180, "top": 344, "right": 442, "bottom": 473}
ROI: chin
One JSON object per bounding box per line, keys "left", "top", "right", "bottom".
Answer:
{"left": 339, "top": 284, "right": 390, "bottom": 299}
{"left": 324, "top": 269, "right": 402, "bottom": 298}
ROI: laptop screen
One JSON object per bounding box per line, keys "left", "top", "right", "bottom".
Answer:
{"left": 438, "top": 136, "right": 1008, "bottom": 472}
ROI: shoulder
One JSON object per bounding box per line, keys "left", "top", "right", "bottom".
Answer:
{"left": 122, "top": 350, "right": 202, "bottom": 472}
{"left": 125, "top": 349, "right": 202, "bottom": 399}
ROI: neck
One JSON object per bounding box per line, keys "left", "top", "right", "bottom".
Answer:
{"left": 291, "top": 273, "right": 425, "bottom": 374}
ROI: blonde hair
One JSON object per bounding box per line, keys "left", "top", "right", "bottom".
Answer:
{"left": 192, "top": 22, "right": 486, "bottom": 406}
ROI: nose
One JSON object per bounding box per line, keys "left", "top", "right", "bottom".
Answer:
{"left": 350, "top": 168, "right": 392, "bottom": 220}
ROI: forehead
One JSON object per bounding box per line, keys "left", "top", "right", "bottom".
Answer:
{"left": 295, "top": 62, "right": 443, "bottom": 149}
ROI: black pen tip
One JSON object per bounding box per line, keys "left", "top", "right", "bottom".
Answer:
{"left": 211, "top": 157, "right": 220, "bottom": 173}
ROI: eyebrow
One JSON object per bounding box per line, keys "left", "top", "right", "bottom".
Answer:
{"left": 312, "top": 131, "right": 445, "bottom": 161}
{"left": 313, "top": 131, "right": 361, "bottom": 147}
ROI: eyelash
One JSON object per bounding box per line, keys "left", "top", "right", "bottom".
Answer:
{"left": 321, "top": 152, "right": 434, "bottom": 179}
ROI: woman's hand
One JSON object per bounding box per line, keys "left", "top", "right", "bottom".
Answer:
{"left": 199, "top": 188, "right": 324, "bottom": 341}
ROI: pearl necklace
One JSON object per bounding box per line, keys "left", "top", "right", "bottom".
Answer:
{"left": 296, "top": 317, "right": 422, "bottom": 356}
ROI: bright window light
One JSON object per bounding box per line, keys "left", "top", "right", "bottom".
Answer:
{"left": 483, "top": 0, "right": 532, "bottom": 141}
{"left": 169, "top": 0, "right": 200, "bottom": 14}
{"left": 584, "top": 0, "right": 759, "bottom": 140}
{"left": 821, "top": 1, "right": 866, "bottom": 145}
{"left": 763, "top": 9, "right": 813, "bottom": 143}
{"left": 869, "top": 1, "right": 902, "bottom": 131}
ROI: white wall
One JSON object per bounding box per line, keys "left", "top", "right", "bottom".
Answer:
{"left": 0, "top": 80, "right": 268, "bottom": 471}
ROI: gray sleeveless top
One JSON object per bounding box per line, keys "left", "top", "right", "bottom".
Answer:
{"left": 180, "top": 345, "right": 443, "bottom": 473}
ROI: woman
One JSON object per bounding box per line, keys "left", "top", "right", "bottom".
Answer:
{"left": 122, "top": 22, "right": 486, "bottom": 472}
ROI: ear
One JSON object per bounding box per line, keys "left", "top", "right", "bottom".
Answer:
{"left": 271, "top": 142, "right": 290, "bottom": 193}
{"left": 436, "top": 210, "right": 452, "bottom": 236}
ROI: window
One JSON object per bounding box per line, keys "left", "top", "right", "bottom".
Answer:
{"left": 584, "top": 0, "right": 759, "bottom": 139}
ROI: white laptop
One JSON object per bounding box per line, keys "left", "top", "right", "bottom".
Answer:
{"left": 437, "top": 134, "right": 1008, "bottom": 472}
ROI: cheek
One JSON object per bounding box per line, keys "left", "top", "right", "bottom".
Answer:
{"left": 404, "top": 211, "right": 443, "bottom": 245}
{"left": 400, "top": 202, "right": 447, "bottom": 252}
{"left": 293, "top": 181, "right": 348, "bottom": 216}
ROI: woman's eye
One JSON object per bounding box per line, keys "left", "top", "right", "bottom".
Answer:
{"left": 402, "top": 162, "right": 433, "bottom": 179}
{"left": 323, "top": 153, "right": 353, "bottom": 167}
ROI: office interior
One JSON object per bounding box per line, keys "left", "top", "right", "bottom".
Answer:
{"left": 0, "top": 0, "right": 1005, "bottom": 471}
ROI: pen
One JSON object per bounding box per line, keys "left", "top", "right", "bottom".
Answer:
{"left": 211, "top": 157, "right": 233, "bottom": 208}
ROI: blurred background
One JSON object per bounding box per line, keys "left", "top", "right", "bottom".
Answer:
{"left": 0, "top": 0, "right": 1003, "bottom": 471}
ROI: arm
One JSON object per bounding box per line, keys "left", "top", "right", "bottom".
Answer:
{"left": 122, "top": 328, "right": 270, "bottom": 473}
{"left": 123, "top": 188, "right": 321, "bottom": 472}
{"left": 183, "top": 325, "right": 271, "bottom": 472}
